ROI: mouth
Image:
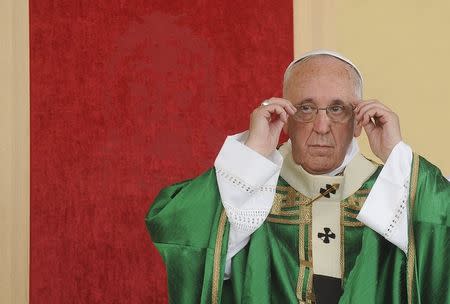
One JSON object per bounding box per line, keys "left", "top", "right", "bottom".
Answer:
{"left": 309, "top": 145, "right": 334, "bottom": 148}
{"left": 308, "top": 145, "right": 334, "bottom": 155}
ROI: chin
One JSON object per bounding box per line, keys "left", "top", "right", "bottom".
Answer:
{"left": 291, "top": 146, "right": 343, "bottom": 175}
{"left": 300, "top": 156, "right": 339, "bottom": 175}
{"left": 304, "top": 164, "right": 334, "bottom": 175}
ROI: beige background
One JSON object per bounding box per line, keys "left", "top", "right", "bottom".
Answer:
{"left": 295, "top": 0, "right": 450, "bottom": 174}
{"left": 0, "top": 0, "right": 29, "bottom": 303}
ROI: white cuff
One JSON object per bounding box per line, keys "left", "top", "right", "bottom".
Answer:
{"left": 214, "top": 131, "right": 282, "bottom": 279}
{"left": 214, "top": 131, "right": 282, "bottom": 212}
{"left": 357, "top": 141, "right": 412, "bottom": 254}
{"left": 215, "top": 131, "right": 283, "bottom": 187}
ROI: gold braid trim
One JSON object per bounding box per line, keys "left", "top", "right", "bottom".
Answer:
{"left": 212, "top": 209, "right": 227, "bottom": 304}
{"left": 343, "top": 211, "right": 359, "bottom": 218}
{"left": 407, "top": 153, "right": 419, "bottom": 304}
{"left": 354, "top": 189, "right": 371, "bottom": 195}
{"left": 296, "top": 222, "right": 306, "bottom": 301}
{"left": 306, "top": 224, "right": 313, "bottom": 303}
{"left": 342, "top": 221, "right": 365, "bottom": 227}
{"left": 267, "top": 217, "right": 300, "bottom": 225}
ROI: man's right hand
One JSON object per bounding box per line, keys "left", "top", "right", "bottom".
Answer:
{"left": 245, "top": 97, "right": 297, "bottom": 157}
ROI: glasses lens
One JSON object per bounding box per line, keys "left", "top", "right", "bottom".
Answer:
{"left": 327, "top": 105, "right": 353, "bottom": 122}
{"left": 292, "top": 104, "right": 354, "bottom": 122}
{"left": 294, "top": 104, "right": 317, "bottom": 122}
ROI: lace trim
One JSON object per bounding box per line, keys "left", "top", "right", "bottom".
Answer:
{"left": 216, "top": 167, "right": 276, "bottom": 194}
{"left": 222, "top": 201, "right": 270, "bottom": 232}
{"left": 383, "top": 179, "right": 409, "bottom": 240}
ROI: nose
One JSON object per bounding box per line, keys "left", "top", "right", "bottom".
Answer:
{"left": 312, "top": 110, "right": 331, "bottom": 134}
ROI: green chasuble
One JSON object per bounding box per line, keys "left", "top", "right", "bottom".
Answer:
{"left": 145, "top": 154, "right": 449, "bottom": 303}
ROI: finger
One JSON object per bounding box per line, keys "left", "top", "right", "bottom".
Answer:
{"left": 261, "top": 104, "right": 288, "bottom": 123}
{"left": 355, "top": 99, "right": 391, "bottom": 114}
{"left": 355, "top": 100, "right": 390, "bottom": 113}
{"left": 268, "top": 99, "right": 296, "bottom": 115}
{"left": 265, "top": 97, "right": 297, "bottom": 114}
{"left": 273, "top": 107, "right": 288, "bottom": 124}
{"left": 278, "top": 109, "right": 288, "bottom": 124}
{"left": 356, "top": 103, "right": 393, "bottom": 123}
{"left": 359, "top": 107, "right": 392, "bottom": 126}
{"left": 261, "top": 103, "right": 288, "bottom": 117}
{"left": 355, "top": 100, "right": 387, "bottom": 117}
{"left": 362, "top": 115, "right": 376, "bottom": 134}
{"left": 354, "top": 99, "right": 381, "bottom": 109}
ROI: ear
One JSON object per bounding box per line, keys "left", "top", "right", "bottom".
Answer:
{"left": 353, "top": 118, "right": 362, "bottom": 137}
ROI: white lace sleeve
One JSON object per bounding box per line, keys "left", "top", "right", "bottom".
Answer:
{"left": 357, "top": 141, "right": 413, "bottom": 254}
{"left": 214, "top": 131, "right": 282, "bottom": 279}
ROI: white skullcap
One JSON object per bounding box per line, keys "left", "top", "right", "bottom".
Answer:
{"left": 285, "top": 49, "right": 363, "bottom": 84}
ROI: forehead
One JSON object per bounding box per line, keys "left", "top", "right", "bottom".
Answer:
{"left": 285, "top": 56, "right": 357, "bottom": 102}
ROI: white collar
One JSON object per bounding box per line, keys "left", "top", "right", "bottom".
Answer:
{"left": 278, "top": 138, "right": 377, "bottom": 199}
{"left": 325, "top": 137, "right": 359, "bottom": 176}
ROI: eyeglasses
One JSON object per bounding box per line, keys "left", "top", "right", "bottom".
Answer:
{"left": 292, "top": 103, "right": 355, "bottom": 123}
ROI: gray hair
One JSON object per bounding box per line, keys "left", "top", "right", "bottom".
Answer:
{"left": 283, "top": 52, "right": 363, "bottom": 99}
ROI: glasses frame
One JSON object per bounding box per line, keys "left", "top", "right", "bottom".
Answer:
{"left": 292, "top": 103, "right": 356, "bottom": 123}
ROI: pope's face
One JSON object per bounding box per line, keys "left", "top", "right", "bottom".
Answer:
{"left": 283, "top": 56, "right": 361, "bottom": 174}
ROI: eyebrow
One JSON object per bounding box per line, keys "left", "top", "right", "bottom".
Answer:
{"left": 330, "top": 99, "right": 346, "bottom": 105}
{"left": 298, "top": 98, "right": 346, "bottom": 104}
{"left": 299, "top": 98, "right": 314, "bottom": 104}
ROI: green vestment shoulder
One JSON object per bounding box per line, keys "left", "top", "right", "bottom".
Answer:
{"left": 146, "top": 169, "right": 229, "bottom": 303}
{"left": 145, "top": 155, "right": 449, "bottom": 304}
{"left": 339, "top": 155, "right": 450, "bottom": 304}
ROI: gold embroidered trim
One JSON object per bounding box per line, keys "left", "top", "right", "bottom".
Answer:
{"left": 306, "top": 223, "right": 313, "bottom": 301}
{"left": 296, "top": 204, "right": 314, "bottom": 303}
{"left": 296, "top": 222, "right": 306, "bottom": 300}
{"left": 270, "top": 193, "right": 284, "bottom": 214}
{"left": 300, "top": 206, "right": 312, "bottom": 224}
{"left": 212, "top": 209, "right": 227, "bottom": 304}
{"left": 407, "top": 153, "right": 419, "bottom": 304}
{"left": 342, "top": 196, "right": 368, "bottom": 209}
{"left": 277, "top": 209, "right": 302, "bottom": 216}
{"left": 305, "top": 278, "right": 314, "bottom": 304}
{"left": 287, "top": 188, "right": 303, "bottom": 206}
{"left": 355, "top": 189, "right": 371, "bottom": 195}
{"left": 272, "top": 184, "right": 371, "bottom": 302}
{"left": 342, "top": 221, "right": 365, "bottom": 227}
{"left": 343, "top": 211, "right": 359, "bottom": 219}
{"left": 300, "top": 260, "right": 313, "bottom": 267}
{"left": 266, "top": 216, "right": 300, "bottom": 225}
{"left": 298, "top": 198, "right": 313, "bottom": 206}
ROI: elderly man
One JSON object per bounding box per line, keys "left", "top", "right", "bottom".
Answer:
{"left": 146, "top": 50, "right": 449, "bottom": 304}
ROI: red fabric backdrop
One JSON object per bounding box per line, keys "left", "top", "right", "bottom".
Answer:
{"left": 30, "top": 1, "right": 293, "bottom": 302}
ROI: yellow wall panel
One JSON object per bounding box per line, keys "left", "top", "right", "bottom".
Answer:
{"left": 295, "top": 0, "right": 450, "bottom": 174}
{"left": 0, "top": 0, "right": 29, "bottom": 303}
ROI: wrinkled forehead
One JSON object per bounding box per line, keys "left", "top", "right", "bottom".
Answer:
{"left": 284, "top": 50, "right": 363, "bottom": 84}
{"left": 283, "top": 50, "right": 363, "bottom": 100}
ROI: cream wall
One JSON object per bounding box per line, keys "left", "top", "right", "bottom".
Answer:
{"left": 0, "top": 0, "right": 29, "bottom": 303}
{"left": 295, "top": 0, "right": 450, "bottom": 174}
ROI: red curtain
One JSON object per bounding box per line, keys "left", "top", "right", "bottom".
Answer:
{"left": 30, "top": 1, "right": 293, "bottom": 302}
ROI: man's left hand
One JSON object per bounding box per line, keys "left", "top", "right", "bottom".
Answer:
{"left": 355, "top": 100, "right": 402, "bottom": 163}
